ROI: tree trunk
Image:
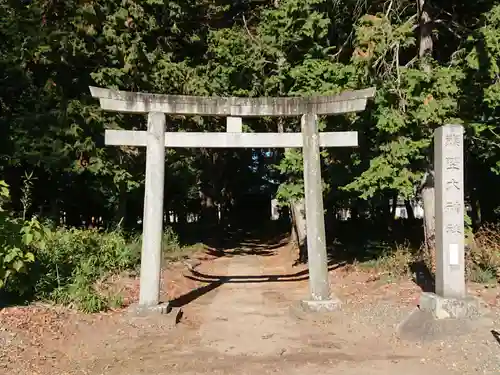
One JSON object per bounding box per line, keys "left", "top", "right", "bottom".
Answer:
{"left": 200, "top": 190, "right": 218, "bottom": 229}
{"left": 417, "top": 0, "right": 436, "bottom": 265}
{"left": 49, "top": 196, "right": 60, "bottom": 224}
{"left": 422, "top": 183, "right": 436, "bottom": 249}
{"left": 404, "top": 200, "right": 416, "bottom": 221}
{"left": 277, "top": 116, "right": 307, "bottom": 248}
{"left": 417, "top": 0, "right": 433, "bottom": 63}
{"left": 177, "top": 206, "right": 187, "bottom": 227}
{"left": 291, "top": 199, "right": 307, "bottom": 262}
{"left": 467, "top": 156, "right": 481, "bottom": 229}
{"left": 115, "top": 182, "right": 127, "bottom": 227}
{"left": 351, "top": 201, "right": 359, "bottom": 221}
{"left": 470, "top": 189, "right": 481, "bottom": 230}
{"left": 391, "top": 193, "right": 398, "bottom": 220}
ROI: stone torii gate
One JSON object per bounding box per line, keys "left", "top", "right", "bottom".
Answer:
{"left": 90, "top": 86, "right": 375, "bottom": 313}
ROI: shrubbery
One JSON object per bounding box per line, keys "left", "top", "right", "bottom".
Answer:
{"left": 357, "top": 242, "right": 415, "bottom": 280}
{"left": 0, "top": 180, "right": 185, "bottom": 312}
{"left": 29, "top": 226, "right": 140, "bottom": 312}
{"left": 1, "top": 216, "right": 142, "bottom": 312}
{"left": 0, "top": 181, "right": 39, "bottom": 291}
{"left": 1, "top": 219, "right": 184, "bottom": 312}
{"left": 358, "top": 225, "right": 500, "bottom": 286}
{"left": 467, "top": 224, "right": 500, "bottom": 284}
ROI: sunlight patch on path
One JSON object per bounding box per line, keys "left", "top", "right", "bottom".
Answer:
{"left": 198, "top": 255, "right": 303, "bottom": 356}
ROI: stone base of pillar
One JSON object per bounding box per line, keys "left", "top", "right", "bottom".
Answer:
{"left": 128, "top": 302, "right": 183, "bottom": 324}
{"left": 418, "top": 292, "right": 484, "bottom": 319}
{"left": 299, "top": 297, "right": 342, "bottom": 313}
{"left": 397, "top": 293, "right": 495, "bottom": 342}
{"left": 398, "top": 294, "right": 492, "bottom": 342}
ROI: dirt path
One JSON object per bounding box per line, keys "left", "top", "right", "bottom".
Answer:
{"left": 197, "top": 255, "right": 305, "bottom": 356}
{"left": 1, "top": 243, "right": 500, "bottom": 374}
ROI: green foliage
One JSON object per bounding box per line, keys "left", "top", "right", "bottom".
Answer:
{"left": 127, "top": 226, "right": 181, "bottom": 259}
{"left": 343, "top": 137, "right": 428, "bottom": 199}
{"left": 275, "top": 149, "right": 304, "bottom": 204}
{"left": 0, "top": 180, "right": 9, "bottom": 205}
{"left": 1, "top": 208, "right": 185, "bottom": 312}
{"left": 358, "top": 242, "right": 415, "bottom": 280}
{"left": 466, "top": 224, "right": 500, "bottom": 284}
{"left": 162, "top": 226, "right": 181, "bottom": 253}
{"left": 0, "top": 179, "right": 138, "bottom": 312}
{"left": 468, "top": 266, "right": 497, "bottom": 284}
{"left": 1, "top": 0, "right": 498, "bottom": 228}
{"left": 31, "top": 227, "right": 139, "bottom": 312}
{"left": 343, "top": 12, "right": 464, "bottom": 201}
{"left": 274, "top": 147, "right": 330, "bottom": 204}
{"left": 2, "top": 0, "right": 500, "bottom": 305}
{"left": 0, "top": 181, "right": 39, "bottom": 290}
{"left": 461, "top": 4, "right": 500, "bottom": 175}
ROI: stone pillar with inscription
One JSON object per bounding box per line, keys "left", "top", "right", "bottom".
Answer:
{"left": 434, "top": 124, "right": 465, "bottom": 299}
{"left": 418, "top": 124, "right": 483, "bottom": 320}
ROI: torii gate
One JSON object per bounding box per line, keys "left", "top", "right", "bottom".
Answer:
{"left": 90, "top": 86, "right": 375, "bottom": 313}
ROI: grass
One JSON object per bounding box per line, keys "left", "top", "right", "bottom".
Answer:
{"left": 4, "top": 218, "right": 498, "bottom": 313}
{"left": 468, "top": 266, "right": 497, "bottom": 285}
{"left": 466, "top": 224, "right": 500, "bottom": 284}
{"left": 355, "top": 224, "right": 500, "bottom": 287}
{"left": 356, "top": 242, "right": 415, "bottom": 281}
{"left": 127, "top": 226, "right": 205, "bottom": 263}
{"left": 2, "top": 223, "right": 195, "bottom": 313}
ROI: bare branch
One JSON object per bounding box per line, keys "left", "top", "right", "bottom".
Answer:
{"left": 472, "top": 136, "right": 500, "bottom": 149}
{"left": 242, "top": 14, "right": 256, "bottom": 42}
{"left": 385, "top": 0, "right": 393, "bottom": 17}
{"left": 330, "top": 30, "right": 355, "bottom": 61}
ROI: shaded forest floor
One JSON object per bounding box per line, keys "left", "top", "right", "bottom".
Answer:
{"left": 1, "top": 235, "right": 500, "bottom": 375}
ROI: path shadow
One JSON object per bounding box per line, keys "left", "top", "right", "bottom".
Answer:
{"left": 203, "top": 237, "right": 288, "bottom": 258}
{"left": 176, "top": 220, "right": 291, "bottom": 253}
{"left": 409, "top": 260, "right": 435, "bottom": 293}
{"left": 169, "top": 279, "right": 226, "bottom": 308}
{"left": 169, "top": 261, "right": 345, "bottom": 308}
{"left": 198, "top": 225, "right": 290, "bottom": 259}
{"left": 205, "top": 248, "right": 276, "bottom": 257}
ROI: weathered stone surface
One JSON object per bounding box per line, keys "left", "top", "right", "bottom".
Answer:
{"left": 89, "top": 86, "right": 376, "bottom": 116}
{"left": 419, "top": 292, "right": 483, "bottom": 319}
{"left": 398, "top": 309, "right": 474, "bottom": 342}
{"left": 398, "top": 306, "right": 493, "bottom": 342}
{"left": 434, "top": 125, "right": 466, "bottom": 299}
{"left": 129, "top": 302, "right": 183, "bottom": 326}
{"left": 139, "top": 112, "right": 165, "bottom": 307}
{"left": 226, "top": 116, "right": 242, "bottom": 133}
{"left": 301, "top": 114, "right": 334, "bottom": 304}
{"left": 398, "top": 292, "right": 491, "bottom": 342}
{"left": 299, "top": 298, "right": 342, "bottom": 313}
{"left": 105, "top": 130, "right": 358, "bottom": 148}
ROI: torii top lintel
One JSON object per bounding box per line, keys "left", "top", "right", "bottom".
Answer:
{"left": 89, "top": 86, "right": 376, "bottom": 117}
